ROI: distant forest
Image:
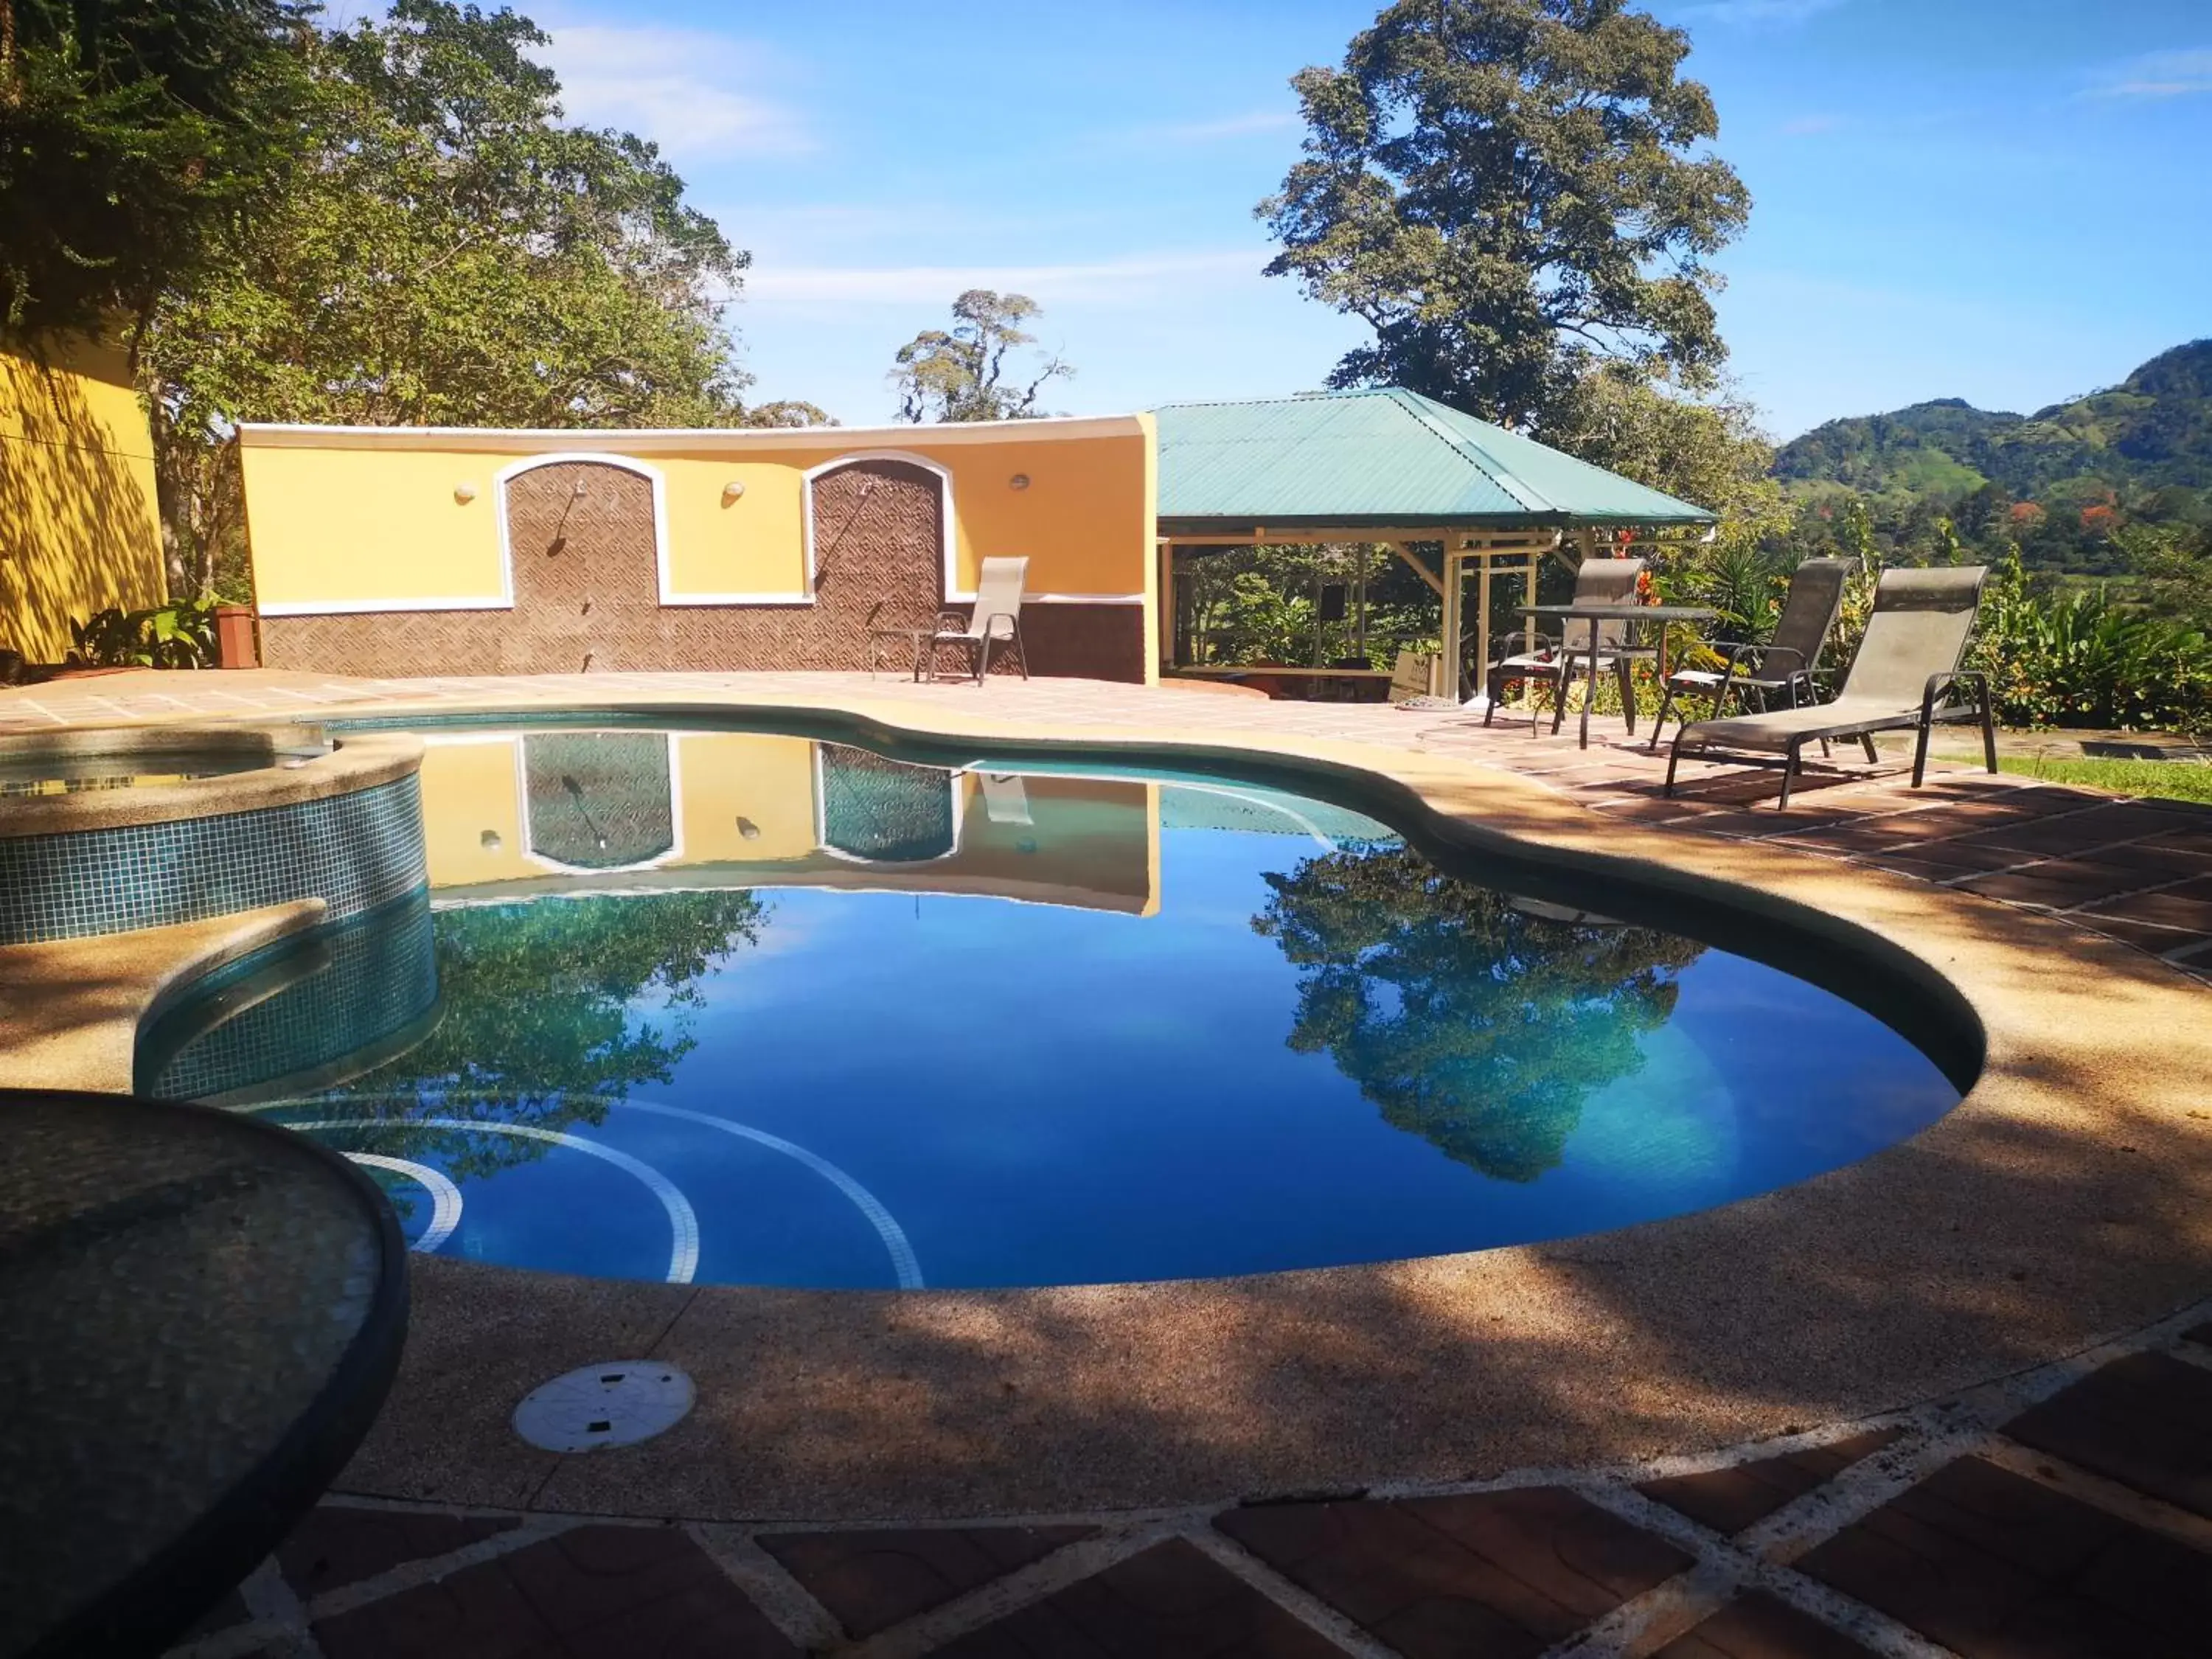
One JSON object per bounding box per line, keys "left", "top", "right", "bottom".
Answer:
{"left": 1773, "top": 340, "right": 2212, "bottom": 576}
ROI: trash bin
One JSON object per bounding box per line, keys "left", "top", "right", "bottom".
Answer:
{"left": 214, "top": 604, "right": 260, "bottom": 669}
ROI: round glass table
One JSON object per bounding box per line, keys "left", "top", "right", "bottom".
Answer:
{"left": 0, "top": 1090, "right": 408, "bottom": 1659}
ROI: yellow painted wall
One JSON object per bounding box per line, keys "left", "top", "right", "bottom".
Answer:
{"left": 240, "top": 417, "right": 1155, "bottom": 612}
{"left": 0, "top": 336, "right": 166, "bottom": 659}
{"left": 241, "top": 448, "right": 509, "bottom": 607}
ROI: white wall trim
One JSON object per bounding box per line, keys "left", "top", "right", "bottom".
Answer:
{"left": 494, "top": 451, "right": 672, "bottom": 607}
{"left": 801, "top": 451, "right": 958, "bottom": 602}
{"left": 257, "top": 595, "right": 515, "bottom": 616}
{"left": 240, "top": 414, "right": 1148, "bottom": 451}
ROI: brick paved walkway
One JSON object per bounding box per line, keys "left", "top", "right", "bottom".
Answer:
{"left": 170, "top": 1302, "right": 2212, "bottom": 1658}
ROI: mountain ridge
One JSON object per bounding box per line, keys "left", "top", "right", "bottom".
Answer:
{"left": 1774, "top": 339, "right": 2212, "bottom": 507}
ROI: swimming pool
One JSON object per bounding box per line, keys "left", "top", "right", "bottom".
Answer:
{"left": 139, "top": 720, "right": 1964, "bottom": 1289}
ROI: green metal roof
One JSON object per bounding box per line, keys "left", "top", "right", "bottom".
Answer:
{"left": 1154, "top": 387, "right": 1717, "bottom": 532}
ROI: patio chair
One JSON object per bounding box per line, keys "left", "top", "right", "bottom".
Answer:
{"left": 1664, "top": 565, "right": 1997, "bottom": 808}
{"left": 926, "top": 557, "right": 1029, "bottom": 684}
{"left": 1647, "top": 557, "right": 1852, "bottom": 752}
{"left": 1481, "top": 558, "right": 1652, "bottom": 734}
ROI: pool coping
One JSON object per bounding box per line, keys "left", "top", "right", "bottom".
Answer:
{"left": 0, "top": 728, "right": 419, "bottom": 837}
{"left": 14, "top": 680, "right": 2212, "bottom": 1523}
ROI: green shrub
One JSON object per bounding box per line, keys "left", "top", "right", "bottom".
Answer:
{"left": 66, "top": 598, "right": 220, "bottom": 669}
{"left": 1969, "top": 560, "right": 2212, "bottom": 733}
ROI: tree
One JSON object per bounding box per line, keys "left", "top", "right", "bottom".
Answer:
{"left": 1259, "top": 0, "right": 1749, "bottom": 434}
{"left": 0, "top": 0, "right": 308, "bottom": 341}
{"left": 139, "top": 1, "right": 798, "bottom": 597}
{"left": 1253, "top": 845, "right": 1704, "bottom": 1182}
{"left": 318, "top": 888, "right": 769, "bottom": 1180}
{"left": 1545, "top": 364, "right": 1787, "bottom": 540}
{"left": 890, "top": 289, "right": 1072, "bottom": 422}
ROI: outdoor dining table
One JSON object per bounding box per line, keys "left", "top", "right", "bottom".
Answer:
{"left": 1513, "top": 602, "right": 1719, "bottom": 750}
{"left": 0, "top": 1089, "right": 408, "bottom": 1659}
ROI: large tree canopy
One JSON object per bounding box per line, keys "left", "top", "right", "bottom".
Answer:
{"left": 0, "top": 0, "right": 307, "bottom": 338}
{"left": 139, "top": 0, "right": 808, "bottom": 595}
{"left": 1259, "top": 0, "right": 1750, "bottom": 434}
{"left": 891, "top": 289, "right": 1072, "bottom": 423}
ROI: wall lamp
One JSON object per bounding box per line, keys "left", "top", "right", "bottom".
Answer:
{"left": 722, "top": 480, "right": 746, "bottom": 504}
{"left": 1009, "top": 473, "right": 1031, "bottom": 492}
{"left": 453, "top": 482, "right": 479, "bottom": 504}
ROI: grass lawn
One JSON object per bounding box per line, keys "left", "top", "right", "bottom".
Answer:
{"left": 1999, "top": 754, "right": 2212, "bottom": 804}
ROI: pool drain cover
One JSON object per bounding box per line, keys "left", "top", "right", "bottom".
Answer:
{"left": 512, "top": 1362, "right": 695, "bottom": 1453}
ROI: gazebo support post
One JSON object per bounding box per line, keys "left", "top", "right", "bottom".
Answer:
{"left": 1157, "top": 539, "right": 1176, "bottom": 669}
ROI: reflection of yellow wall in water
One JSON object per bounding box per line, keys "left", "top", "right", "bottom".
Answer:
{"left": 240, "top": 415, "right": 1154, "bottom": 611}
{"left": 0, "top": 336, "right": 166, "bottom": 660}
{"left": 412, "top": 729, "right": 1158, "bottom": 915}
{"left": 417, "top": 738, "right": 532, "bottom": 886}
{"left": 672, "top": 734, "right": 816, "bottom": 861}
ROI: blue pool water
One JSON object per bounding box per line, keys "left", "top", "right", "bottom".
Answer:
{"left": 139, "top": 723, "right": 1964, "bottom": 1288}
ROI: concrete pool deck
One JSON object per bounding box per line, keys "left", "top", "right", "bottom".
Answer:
{"left": 4, "top": 670, "right": 2210, "bottom": 1656}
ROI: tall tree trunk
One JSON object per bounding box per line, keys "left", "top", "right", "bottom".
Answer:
{"left": 140, "top": 377, "right": 194, "bottom": 597}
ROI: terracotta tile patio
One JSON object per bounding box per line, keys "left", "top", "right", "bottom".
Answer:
{"left": 168, "top": 1306, "right": 2212, "bottom": 1658}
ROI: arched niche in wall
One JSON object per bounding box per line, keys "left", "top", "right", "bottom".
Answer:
{"left": 497, "top": 455, "right": 667, "bottom": 674}
{"left": 802, "top": 455, "right": 952, "bottom": 651}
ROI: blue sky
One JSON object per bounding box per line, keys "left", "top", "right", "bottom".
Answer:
{"left": 521, "top": 0, "right": 2211, "bottom": 439}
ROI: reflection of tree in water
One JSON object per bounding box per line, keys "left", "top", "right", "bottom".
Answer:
{"left": 297, "top": 889, "right": 766, "bottom": 1179}
{"left": 1253, "top": 846, "right": 1705, "bottom": 1182}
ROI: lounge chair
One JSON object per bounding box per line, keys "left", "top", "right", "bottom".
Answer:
{"left": 1664, "top": 565, "right": 1997, "bottom": 808}
{"left": 1647, "top": 557, "right": 1852, "bottom": 751}
{"left": 1482, "top": 558, "right": 1652, "bottom": 734}
{"left": 927, "top": 557, "right": 1029, "bottom": 684}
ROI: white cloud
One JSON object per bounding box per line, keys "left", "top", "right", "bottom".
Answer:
{"left": 2090, "top": 48, "right": 2212, "bottom": 100}
{"left": 535, "top": 24, "right": 810, "bottom": 159}
{"left": 742, "top": 250, "right": 1267, "bottom": 310}
{"left": 1677, "top": 0, "right": 1846, "bottom": 24}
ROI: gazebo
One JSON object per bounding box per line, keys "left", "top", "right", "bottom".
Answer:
{"left": 1153, "top": 388, "right": 1717, "bottom": 698}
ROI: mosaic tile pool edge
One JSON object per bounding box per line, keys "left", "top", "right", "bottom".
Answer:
{"left": 141, "top": 891, "right": 440, "bottom": 1101}
{"left": 0, "top": 774, "right": 428, "bottom": 946}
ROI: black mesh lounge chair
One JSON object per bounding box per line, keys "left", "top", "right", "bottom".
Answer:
{"left": 1481, "top": 557, "right": 1651, "bottom": 734}
{"left": 1648, "top": 557, "right": 1852, "bottom": 751}
{"left": 927, "top": 556, "right": 1029, "bottom": 684}
{"left": 1664, "top": 565, "right": 1997, "bottom": 808}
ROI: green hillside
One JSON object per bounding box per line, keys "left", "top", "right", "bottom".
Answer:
{"left": 1773, "top": 340, "right": 2212, "bottom": 572}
